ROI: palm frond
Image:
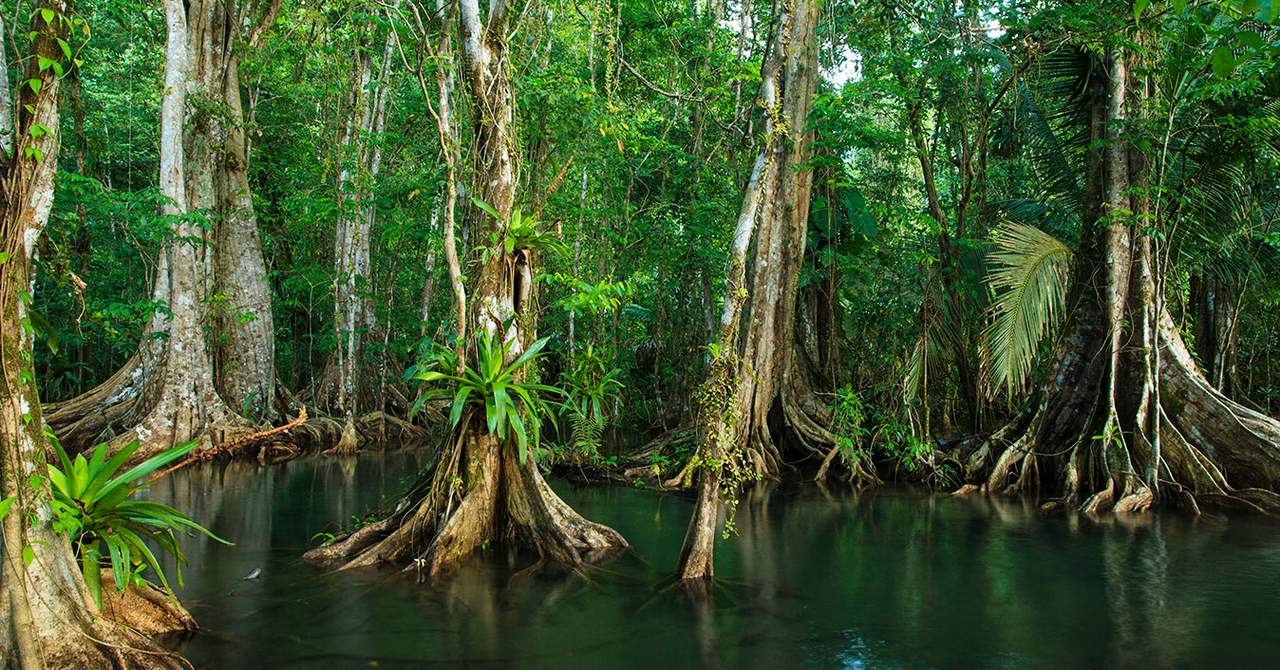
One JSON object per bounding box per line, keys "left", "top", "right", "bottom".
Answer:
{"left": 982, "top": 221, "right": 1073, "bottom": 395}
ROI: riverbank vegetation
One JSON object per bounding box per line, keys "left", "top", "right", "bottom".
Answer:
{"left": 3, "top": 0, "right": 1280, "bottom": 666}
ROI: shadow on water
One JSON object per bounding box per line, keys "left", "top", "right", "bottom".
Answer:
{"left": 143, "top": 450, "right": 1280, "bottom": 669}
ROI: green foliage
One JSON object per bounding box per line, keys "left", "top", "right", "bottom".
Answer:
{"left": 412, "top": 330, "right": 563, "bottom": 464}
{"left": 830, "top": 385, "right": 870, "bottom": 466}
{"left": 876, "top": 418, "right": 956, "bottom": 488}
{"left": 48, "top": 439, "right": 229, "bottom": 606}
{"left": 560, "top": 345, "right": 625, "bottom": 462}
{"left": 474, "top": 199, "right": 569, "bottom": 260}
{"left": 542, "top": 272, "right": 644, "bottom": 315}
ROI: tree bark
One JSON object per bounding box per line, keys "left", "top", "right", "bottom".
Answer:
{"left": 212, "top": 0, "right": 282, "bottom": 419}
{"left": 1, "top": 4, "right": 185, "bottom": 667}
{"left": 677, "top": 0, "right": 821, "bottom": 581}
{"left": 308, "top": 0, "right": 626, "bottom": 577}
{"left": 1190, "top": 274, "right": 1240, "bottom": 396}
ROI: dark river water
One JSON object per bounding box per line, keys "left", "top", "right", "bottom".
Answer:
{"left": 144, "top": 448, "right": 1280, "bottom": 669}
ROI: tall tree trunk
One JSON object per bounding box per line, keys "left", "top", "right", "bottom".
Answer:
{"left": 677, "top": 0, "right": 821, "bottom": 582}
{"left": 316, "top": 18, "right": 397, "bottom": 434}
{"left": 95, "top": 0, "right": 252, "bottom": 461}
{"left": 1, "top": 4, "right": 184, "bottom": 667}
{"left": 212, "top": 0, "right": 282, "bottom": 419}
{"left": 967, "top": 47, "right": 1280, "bottom": 515}
{"left": 307, "top": 0, "right": 625, "bottom": 577}
{"left": 418, "top": 0, "right": 463, "bottom": 342}
{"left": 44, "top": 0, "right": 282, "bottom": 454}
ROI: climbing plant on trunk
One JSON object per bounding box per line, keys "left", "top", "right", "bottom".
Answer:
{"left": 677, "top": 0, "right": 826, "bottom": 582}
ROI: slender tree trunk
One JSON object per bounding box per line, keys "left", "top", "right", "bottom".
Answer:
{"left": 1, "top": 4, "right": 184, "bottom": 667}
{"left": 323, "top": 40, "right": 374, "bottom": 425}
{"left": 419, "top": 206, "right": 439, "bottom": 336}
{"left": 678, "top": 0, "right": 821, "bottom": 581}
{"left": 317, "top": 18, "right": 397, "bottom": 438}
{"left": 0, "top": 15, "right": 12, "bottom": 157}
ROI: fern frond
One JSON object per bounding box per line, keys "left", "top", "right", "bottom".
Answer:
{"left": 571, "top": 409, "right": 605, "bottom": 460}
{"left": 982, "top": 221, "right": 1073, "bottom": 395}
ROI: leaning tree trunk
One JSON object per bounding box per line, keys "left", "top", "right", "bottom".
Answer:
{"left": 677, "top": 0, "right": 820, "bottom": 582}
{"left": 966, "top": 47, "right": 1280, "bottom": 515}
{"left": 1, "top": 4, "right": 185, "bottom": 668}
{"left": 307, "top": 0, "right": 626, "bottom": 577}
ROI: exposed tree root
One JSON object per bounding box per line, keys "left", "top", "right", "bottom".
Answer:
{"left": 306, "top": 420, "right": 627, "bottom": 578}
{"left": 332, "top": 418, "right": 360, "bottom": 455}
{"left": 98, "top": 572, "right": 197, "bottom": 638}
{"left": 783, "top": 346, "right": 882, "bottom": 487}
{"left": 43, "top": 353, "right": 147, "bottom": 453}
{"left": 149, "top": 409, "right": 307, "bottom": 480}
{"left": 969, "top": 316, "right": 1280, "bottom": 516}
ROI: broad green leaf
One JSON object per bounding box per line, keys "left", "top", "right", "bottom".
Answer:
{"left": 1237, "top": 31, "right": 1264, "bottom": 50}
{"left": 509, "top": 410, "right": 529, "bottom": 464}
{"left": 83, "top": 547, "right": 103, "bottom": 606}
{"left": 472, "top": 197, "right": 500, "bottom": 220}
{"left": 1211, "top": 45, "right": 1236, "bottom": 78}
{"left": 1134, "top": 0, "right": 1150, "bottom": 21}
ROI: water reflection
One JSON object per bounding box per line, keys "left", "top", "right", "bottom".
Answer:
{"left": 143, "top": 452, "right": 1280, "bottom": 669}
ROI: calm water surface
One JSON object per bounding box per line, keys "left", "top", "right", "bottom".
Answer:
{"left": 145, "top": 449, "right": 1280, "bottom": 669}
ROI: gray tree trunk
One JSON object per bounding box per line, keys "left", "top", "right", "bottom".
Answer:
{"left": 211, "top": 0, "right": 282, "bottom": 418}
{"left": 678, "top": 0, "right": 822, "bottom": 582}
{"left": 319, "top": 19, "right": 397, "bottom": 427}
{"left": 1, "top": 4, "right": 185, "bottom": 667}
{"left": 109, "top": 0, "right": 252, "bottom": 461}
